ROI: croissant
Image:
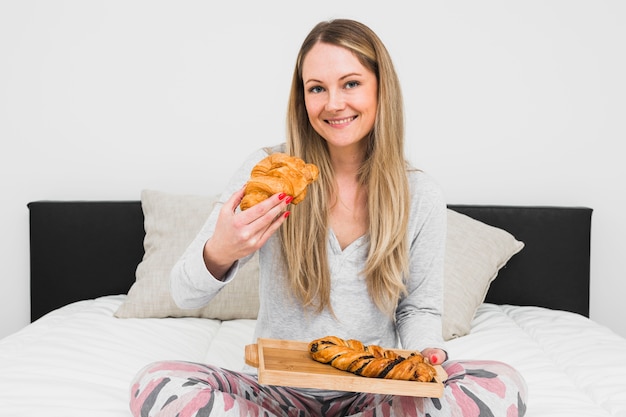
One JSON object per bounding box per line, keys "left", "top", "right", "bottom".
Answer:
{"left": 240, "top": 153, "right": 319, "bottom": 211}
{"left": 308, "top": 336, "right": 437, "bottom": 383}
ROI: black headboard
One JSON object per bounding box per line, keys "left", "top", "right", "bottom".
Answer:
{"left": 28, "top": 201, "right": 145, "bottom": 321}
{"left": 449, "top": 205, "right": 592, "bottom": 317}
{"left": 27, "top": 201, "right": 592, "bottom": 322}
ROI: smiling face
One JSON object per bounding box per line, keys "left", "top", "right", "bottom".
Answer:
{"left": 301, "top": 42, "right": 378, "bottom": 155}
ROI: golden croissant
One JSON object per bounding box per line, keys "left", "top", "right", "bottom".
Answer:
{"left": 308, "top": 336, "right": 437, "bottom": 383}
{"left": 240, "top": 153, "right": 319, "bottom": 211}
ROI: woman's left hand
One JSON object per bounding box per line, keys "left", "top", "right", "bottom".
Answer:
{"left": 421, "top": 348, "right": 448, "bottom": 365}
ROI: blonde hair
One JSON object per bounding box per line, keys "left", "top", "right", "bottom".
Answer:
{"left": 281, "top": 19, "right": 410, "bottom": 317}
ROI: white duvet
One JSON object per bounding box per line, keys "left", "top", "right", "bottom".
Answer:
{"left": 0, "top": 296, "right": 625, "bottom": 417}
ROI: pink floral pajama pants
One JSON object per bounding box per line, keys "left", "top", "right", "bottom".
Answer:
{"left": 130, "top": 360, "right": 527, "bottom": 417}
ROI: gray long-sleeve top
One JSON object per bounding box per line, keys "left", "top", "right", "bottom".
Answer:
{"left": 170, "top": 144, "right": 447, "bottom": 353}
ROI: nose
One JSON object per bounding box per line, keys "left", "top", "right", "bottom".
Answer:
{"left": 325, "top": 89, "right": 345, "bottom": 112}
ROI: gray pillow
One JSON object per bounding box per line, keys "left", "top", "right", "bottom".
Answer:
{"left": 114, "top": 190, "right": 259, "bottom": 320}
{"left": 443, "top": 209, "right": 524, "bottom": 339}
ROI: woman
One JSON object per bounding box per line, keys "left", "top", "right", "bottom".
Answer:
{"left": 130, "top": 19, "right": 527, "bottom": 417}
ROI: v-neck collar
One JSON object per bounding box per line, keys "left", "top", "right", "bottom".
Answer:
{"left": 328, "top": 228, "right": 368, "bottom": 255}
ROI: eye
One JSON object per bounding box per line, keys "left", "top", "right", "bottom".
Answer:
{"left": 345, "top": 81, "right": 360, "bottom": 89}
{"left": 308, "top": 85, "right": 325, "bottom": 94}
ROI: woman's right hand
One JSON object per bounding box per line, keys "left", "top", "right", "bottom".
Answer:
{"left": 202, "top": 186, "right": 292, "bottom": 279}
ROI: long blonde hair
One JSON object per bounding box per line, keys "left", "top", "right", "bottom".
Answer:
{"left": 281, "top": 19, "right": 410, "bottom": 317}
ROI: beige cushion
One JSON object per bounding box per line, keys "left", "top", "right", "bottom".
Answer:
{"left": 115, "top": 190, "right": 524, "bottom": 342}
{"left": 114, "top": 190, "right": 260, "bottom": 320}
{"left": 443, "top": 209, "right": 524, "bottom": 340}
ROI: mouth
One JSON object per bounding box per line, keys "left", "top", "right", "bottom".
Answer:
{"left": 326, "top": 116, "right": 357, "bottom": 126}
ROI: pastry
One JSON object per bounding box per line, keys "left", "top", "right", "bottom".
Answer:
{"left": 240, "top": 153, "right": 319, "bottom": 211}
{"left": 308, "top": 336, "right": 437, "bottom": 383}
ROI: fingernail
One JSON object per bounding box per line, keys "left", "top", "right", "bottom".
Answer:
{"left": 278, "top": 193, "right": 286, "bottom": 200}
{"left": 285, "top": 196, "right": 294, "bottom": 204}
{"left": 430, "top": 355, "right": 437, "bottom": 364}
{"left": 283, "top": 211, "right": 290, "bottom": 219}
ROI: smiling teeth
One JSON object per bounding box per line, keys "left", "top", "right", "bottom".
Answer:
{"left": 327, "top": 117, "right": 355, "bottom": 125}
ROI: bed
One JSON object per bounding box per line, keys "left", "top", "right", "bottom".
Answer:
{"left": 1, "top": 190, "right": 625, "bottom": 417}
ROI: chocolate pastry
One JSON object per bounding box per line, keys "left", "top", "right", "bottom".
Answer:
{"left": 308, "top": 336, "right": 437, "bottom": 383}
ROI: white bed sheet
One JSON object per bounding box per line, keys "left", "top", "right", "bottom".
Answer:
{"left": 0, "top": 295, "right": 624, "bottom": 417}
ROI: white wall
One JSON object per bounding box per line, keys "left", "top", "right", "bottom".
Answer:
{"left": 1, "top": 1, "right": 624, "bottom": 340}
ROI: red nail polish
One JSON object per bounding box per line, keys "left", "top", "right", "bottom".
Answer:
{"left": 430, "top": 355, "right": 437, "bottom": 364}
{"left": 285, "top": 196, "right": 293, "bottom": 204}
{"left": 278, "top": 193, "right": 286, "bottom": 200}
{"left": 283, "top": 211, "right": 290, "bottom": 219}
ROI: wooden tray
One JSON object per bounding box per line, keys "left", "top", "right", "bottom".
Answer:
{"left": 245, "top": 338, "right": 447, "bottom": 398}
